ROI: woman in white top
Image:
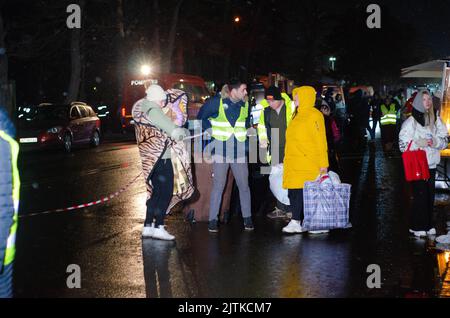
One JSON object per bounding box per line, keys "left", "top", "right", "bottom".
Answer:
{"left": 399, "top": 90, "right": 449, "bottom": 238}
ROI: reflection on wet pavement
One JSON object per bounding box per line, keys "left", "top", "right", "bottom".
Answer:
{"left": 13, "top": 139, "right": 450, "bottom": 298}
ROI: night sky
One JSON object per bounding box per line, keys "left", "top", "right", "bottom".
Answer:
{"left": 376, "top": 0, "right": 450, "bottom": 58}
{"left": 2, "top": 0, "right": 450, "bottom": 106}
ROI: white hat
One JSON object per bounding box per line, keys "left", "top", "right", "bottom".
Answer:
{"left": 146, "top": 84, "right": 167, "bottom": 102}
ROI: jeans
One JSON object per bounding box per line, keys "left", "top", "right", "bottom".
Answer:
{"left": 209, "top": 156, "right": 251, "bottom": 221}
{"left": 146, "top": 159, "right": 174, "bottom": 227}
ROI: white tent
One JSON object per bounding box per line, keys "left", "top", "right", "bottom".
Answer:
{"left": 401, "top": 59, "right": 450, "bottom": 79}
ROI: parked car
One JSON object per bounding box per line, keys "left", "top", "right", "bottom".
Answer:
{"left": 17, "top": 102, "right": 101, "bottom": 153}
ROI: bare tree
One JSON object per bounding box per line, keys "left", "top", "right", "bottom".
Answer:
{"left": 116, "top": 0, "right": 126, "bottom": 106}
{"left": 151, "top": 0, "right": 161, "bottom": 73}
{"left": 65, "top": 0, "right": 85, "bottom": 103}
{"left": 163, "top": 0, "right": 184, "bottom": 73}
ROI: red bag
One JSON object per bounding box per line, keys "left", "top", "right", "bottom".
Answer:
{"left": 402, "top": 141, "right": 430, "bottom": 181}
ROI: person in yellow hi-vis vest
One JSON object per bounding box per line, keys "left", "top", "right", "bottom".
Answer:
{"left": 197, "top": 78, "right": 253, "bottom": 233}
{"left": 0, "top": 106, "right": 20, "bottom": 298}
{"left": 380, "top": 96, "right": 398, "bottom": 152}
{"left": 257, "top": 86, "right": 295, "bottom": 219}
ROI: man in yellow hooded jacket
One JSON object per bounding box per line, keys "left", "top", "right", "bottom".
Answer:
{"left": 282, "top": 86, "right": 329, "bottom": 234}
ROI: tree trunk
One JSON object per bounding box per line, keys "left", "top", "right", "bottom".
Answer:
{"left": 163, "top": 0, "right": 184, "bottom": 73}
{"left": 65, "top": 0, "right": 85, "bottom": 104}
{"left": 117, "top": 0, "right": 125, "bottom": 39}
{"left": 152, "top": 0, "right": 161, "bottom": 73}
{"left": 0, "top": 10, "right": 11, "bottom": 115}
{"left": 222, "top": 0, "right": 232, "bottom": 81}
{"left": 244, "top": 2, "right": 264, "bottom": 75}
{"left": 117, "top": 0, "right": 126, "bottom": 110}
{"left": 65, "top": 27, "right": 81, "bottom": 103}
{"left": 174, "top": 44, "right": 184, "bottom": 73}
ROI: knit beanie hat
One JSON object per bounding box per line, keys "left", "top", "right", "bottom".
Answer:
{"left": 146, "top": 84, "right": 167, "bottom": 102}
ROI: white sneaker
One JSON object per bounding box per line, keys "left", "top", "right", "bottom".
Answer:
{"left": 309, "top": 230, "right": 330, "bottom": 234}
{"left": 152, "top": 225, "right": 175, "bottom": 241}
{"left": 142, "top": 224, "right": 155, "bottom": 238}
{"left": 282, "top": 220, "right": 305, "bottom": 234}
{"left": 427, "top": 228, "right": 437, "bottom": 236}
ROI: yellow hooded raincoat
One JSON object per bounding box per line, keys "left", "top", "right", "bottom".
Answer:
{"left": 283, "top": 86, "right": 329, "bottom": 189}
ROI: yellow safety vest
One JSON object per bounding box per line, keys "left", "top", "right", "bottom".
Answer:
{"left": 260, "top": 99, "right": 269, "bottom": 108}
{"left": 257, "top": 93, "right": 294, "bottom": 163}
{"left": 210, "top": 99, "right": 249, "bottom": 142}
{"left": 0, "top": 130, "right": 20, "bottom": 267}
{"left": 380, "top": 104, "right": 397, "bottom": 126}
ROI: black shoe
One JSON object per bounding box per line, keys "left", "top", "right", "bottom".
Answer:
{"left": 244, "top": 217, "right": 254, "bottom": 231}
{"left": 208, "top": 219, "right": 219, "bottom": 233}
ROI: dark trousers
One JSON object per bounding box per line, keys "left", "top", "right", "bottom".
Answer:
{"left": 369, "top": 119, "right": 379, "bottom": 140}
{"left": 0, "top": 262, "right": 13, "bottom": 298}
{"left": 288, "top": 189, "right": 304, "bottom": 222}
{"left": 145, "top": 159, "right": 174, "bottom": 227}
{"left": 328, "top": 149, "right": 340, "bottom": 174}
{"left": 276, "top": 199, "right": 290, "bottom": 212}
{"left": 411, "top": 169, "right": 436, "bottom": 231}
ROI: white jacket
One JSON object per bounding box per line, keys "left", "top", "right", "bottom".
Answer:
{"left": 399, "top": 116, "right": 449, "bottom": 169}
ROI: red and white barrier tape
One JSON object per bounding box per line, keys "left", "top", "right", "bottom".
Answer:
{"left": 20, "top": 172, "right": 143, "bottom": 218}
{"left": 20, "top": 132, "right": 205, "bottom": 218}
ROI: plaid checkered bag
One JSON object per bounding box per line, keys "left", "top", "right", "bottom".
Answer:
{"left": 303, "top": 177, "right": 351, "bottom": 231}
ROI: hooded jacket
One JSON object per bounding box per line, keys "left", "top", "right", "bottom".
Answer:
{"left": 399, "top": 90, "right": 449, "bottom": 169}
{"left": 283, "top": 86, "right": 329, "bottom": 189}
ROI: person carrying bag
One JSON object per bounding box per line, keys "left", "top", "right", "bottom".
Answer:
{"left": 282, "top": 86, "right": 329, "bottom": 235}
{"left": 399, "top": 90, "right": 449, "bottom": 238}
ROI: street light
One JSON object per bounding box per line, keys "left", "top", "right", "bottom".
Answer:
{"left": 234, "top": 16, "right": 241, "bottom": 23}
{"left": 140, "top": 64, "right": 152, "bottom": 76}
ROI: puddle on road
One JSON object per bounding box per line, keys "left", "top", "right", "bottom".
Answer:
{"left": 434, "top": 248, "right": 450, "bottom": 298}
{"left": 398, "top": 242, "right": 450, "bottom": 298}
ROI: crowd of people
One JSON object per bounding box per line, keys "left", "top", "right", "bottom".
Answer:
{"left": 1, "top": 79, "right": 450, "bottom": 298}
{"left": 128, "top": 79, "right": 449, "bottom": 242}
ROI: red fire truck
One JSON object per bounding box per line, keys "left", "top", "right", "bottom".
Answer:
{"left": 120, "top": 73, "right": 211, "bottom": 131}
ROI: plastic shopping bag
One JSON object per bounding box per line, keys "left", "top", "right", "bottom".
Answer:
{"left": 318, "top": 171, "right": 341, "bottom": 185}
{"left": 268, "top": 164, "right": 290, "bottom": 205}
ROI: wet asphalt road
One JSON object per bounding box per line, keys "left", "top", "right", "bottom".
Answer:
{"left": 13, "top": 135, "right": 450, "bottom": 298}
